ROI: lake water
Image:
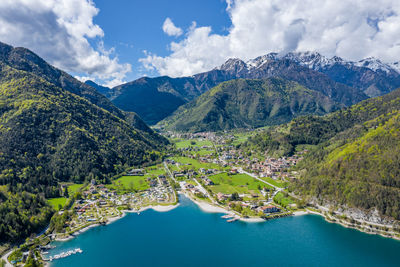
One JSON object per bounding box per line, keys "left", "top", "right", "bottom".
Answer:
{"left": 48, "top": 195, "right": 400, "bottom": 267}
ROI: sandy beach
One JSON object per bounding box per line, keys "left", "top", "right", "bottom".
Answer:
{"left": 151, "top": 204, "right": 179, "bottom": 212}
{"left": 182, "top": 192, "right": 268, "bottom": 222}
{"left": 293, "top": 210, "right": 309, "bottom": 216}
{"left": 182, "top": 193, "right": 231, "bottom": 214}
{"left": 55, "top": 223, "right": 102, "bottom": 242}
{"left": 239, "top": 217, "right": 265, "bottom": 223}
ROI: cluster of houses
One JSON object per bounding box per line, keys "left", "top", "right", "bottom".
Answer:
{"left": 126, "top": 168, "right": 145, "bottom": 176}
{"left": 195, "top": 143, "right": 306, "bottom": 181}
{"left": 182, "top": 182, "right": 204, "bottom": 196}
{"left": 68, "top": 172, "right": 175, "bottom": 227}
{"left": 216, "top": 192, "right": 281, "bottom": 215}
{"left": 251, "top": 156, "right": 302, "bottom": 180}
{"left": 178, "top": 145, "right": 214, "bottom": 154}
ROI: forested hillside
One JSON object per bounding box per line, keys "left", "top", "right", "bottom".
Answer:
{"left": 158, "top": 78, "right": 340, "bottom": 132}
{"left": 243, "top": 87, "right": 400, "bottom": 220}
{"left": 0, "top": 61, "right": 167, "bottom": 243}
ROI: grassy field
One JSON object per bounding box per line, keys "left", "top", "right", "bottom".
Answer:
{"left": 67, "top": 184, "right": 83, "bottom": 195}
{"left": 109, "top": 175, "right": 150, "bottom": 191}
{"left": 189, "top": 149, "right": 215, "bottom": 156}
{"left": 168, "top": 164, "right": 180, "bottom": 171}
{"left": 175, "top": 139, "right": 213, "bottom": 149}
{"left": 107, "top": 165, "right": 166, "bottom": 193}
{"left": 273, "top": 192, "right": 294, "bottom": 208}
{"left": 171, "top": 156, "right": 222, "bottom": 170}
{"left": 232, "top": 133, "right": 253, "bottom": 145}
{"left": 146, "top": 167, "right": 166, "bottom": 176}
{"left": 186, "top": 180, "right": 197, "bottom": 186}
{"left": 48, "top": 197, "right": 68, "bottom": 210}
{"left": 207, "top": 172, "right": 272, "bottom": 195}
{"left": 258, "top": 177, "right": 288, "bottom": 188}
{"left": 48, "top": 184, "right": 83, "bottom": 210}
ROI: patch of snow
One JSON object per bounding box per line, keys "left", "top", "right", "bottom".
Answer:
{"left": 354, "top": 57, "right": 394, "bottom": 74}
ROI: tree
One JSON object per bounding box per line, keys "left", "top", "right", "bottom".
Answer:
{"left": 63, "top": 187, "right": 69, "bottom": 198}
{"left": 231, "top": 192, "right": 240, "bottom": 201}
{"left": 74, "top": 191, "right": 82, "bottom": 200}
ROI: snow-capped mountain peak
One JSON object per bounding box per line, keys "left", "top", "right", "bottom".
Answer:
{"left": 390, "top": 62, "right": 400, "bottom": 74}
{"left": 217, "top": 51, "right": 400, "bottom": 76}
{"left": 246, "top": 54, "right": 276, "bottom": 69}
{"left": 354, "top": 57, "right": 395, "bottom": 74}
{"left": 218, "top": 58, "right": 247, "bottom": 72}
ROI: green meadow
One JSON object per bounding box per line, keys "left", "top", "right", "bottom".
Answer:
{"left": 207, "top": 172, "right": 272, "bottom": 195}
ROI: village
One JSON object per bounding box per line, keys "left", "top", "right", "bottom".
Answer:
{"left": 160, "top": 131, "right": 305, "bottom": 220}
{"left": 48, "top": 167, "right": 177, "bottom": 242}
{"left": 49, "top": 130, "right": 304, "bottom": 235}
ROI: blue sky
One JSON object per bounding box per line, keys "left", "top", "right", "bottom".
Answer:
{"left": 90, "top": 0, "right": 231, "bottom": 80}
{"left": 0, "top": 0, "right": 399, "bottom": 87}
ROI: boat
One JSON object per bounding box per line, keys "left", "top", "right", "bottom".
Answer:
{"left": 221, "top": 214, "right": 234, "bottom": 219}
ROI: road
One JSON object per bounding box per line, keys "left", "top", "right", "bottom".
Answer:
{"left": 163, "top": 161, "right": 178, "bottom": 183}
{"left": 164, "top": 161, "right": 218, "bottom": 205}
{"left": 236, "top": 167, "right": 284, "bottom": 203}
{"left": 192, "top": 177, "right": 216, "bottom": 203}
{"left": 236, "top": 167, "right": 282, "bottom": 190}
{"left": 1, "top": 250, "right": 13, "bottom": 267}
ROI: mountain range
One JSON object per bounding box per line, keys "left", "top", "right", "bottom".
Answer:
{"left": 264, "top": 51, "right": 400, "bottom": 98}
{"left": 95, "top": 51, "right": 400, "bottom": 125}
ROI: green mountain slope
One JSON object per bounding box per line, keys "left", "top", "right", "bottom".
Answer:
{"left": 0, "top": 41, "right": 124, "bottom": 119}
{"left": 111, "top": 77, "right": 187, "bottom": 125}
{"left": 0, "top": 62, "right": 168, "bottom": 242}
{"left": 158, "top": 78, "right": 341, "bottom": 132}
{"left": 0, "top": 63, "right": 166, "bottom": 189}
{"left": 296, "top": 111, "right": 400, "bottom": 220}
{"left": 0, "top": 63, "right": 167, "bottom": 243}
{"left": 244, "top": 87, "right": 400, "bottom": 221}
{"left": 0, "top": 41, "right": 168, "bottom": 244}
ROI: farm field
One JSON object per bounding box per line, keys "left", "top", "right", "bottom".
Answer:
{"left": 170, "top": 156, "right": 222, "bottom": 171}
{"left": 48, "top": 183, "right": 84, "bottom": 210}
{"left": 175, "top": 139, "right": 213, "bottom": 149}
{"left": 106, "top": 165, "right": 167, "bottom": 193}
{"left": 207, "top": 172, "right": 272, "bottom": 195}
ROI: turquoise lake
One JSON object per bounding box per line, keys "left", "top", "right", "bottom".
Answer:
{"left": 48, "top": 195, "right": 400, "bottom": 267}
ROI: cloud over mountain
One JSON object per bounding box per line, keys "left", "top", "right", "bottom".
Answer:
{"left": 0, "top": 0, "right": 131, "bottom": 86}
{"left": 140, "top": 0, "right": 400, "bottom": 77}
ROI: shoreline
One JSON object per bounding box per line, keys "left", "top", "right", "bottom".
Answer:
{"left": 48, "top": 196, "right": 400, "bottom": 247}
{"left": 305, "top": 208, "right": 400, "bottom": 241}
{"left": 53, "top": 203, "right": 179, "bottom": 242}
{"left": 181, "top": 192, "right": 266, "bottom": 223}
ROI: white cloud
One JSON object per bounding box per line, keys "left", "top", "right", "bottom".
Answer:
{"left": 162, "top": 17, "right": 183, "bottom": 37}
{"left": 140, "top": 0, "right": 400, "bottom": 77}
{"left": 0, "top": 0, "right": 131, "bottom": 86}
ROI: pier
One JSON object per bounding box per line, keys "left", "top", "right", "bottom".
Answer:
{"left": 45, "top": 248, "right": 83, "bottom": 261}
